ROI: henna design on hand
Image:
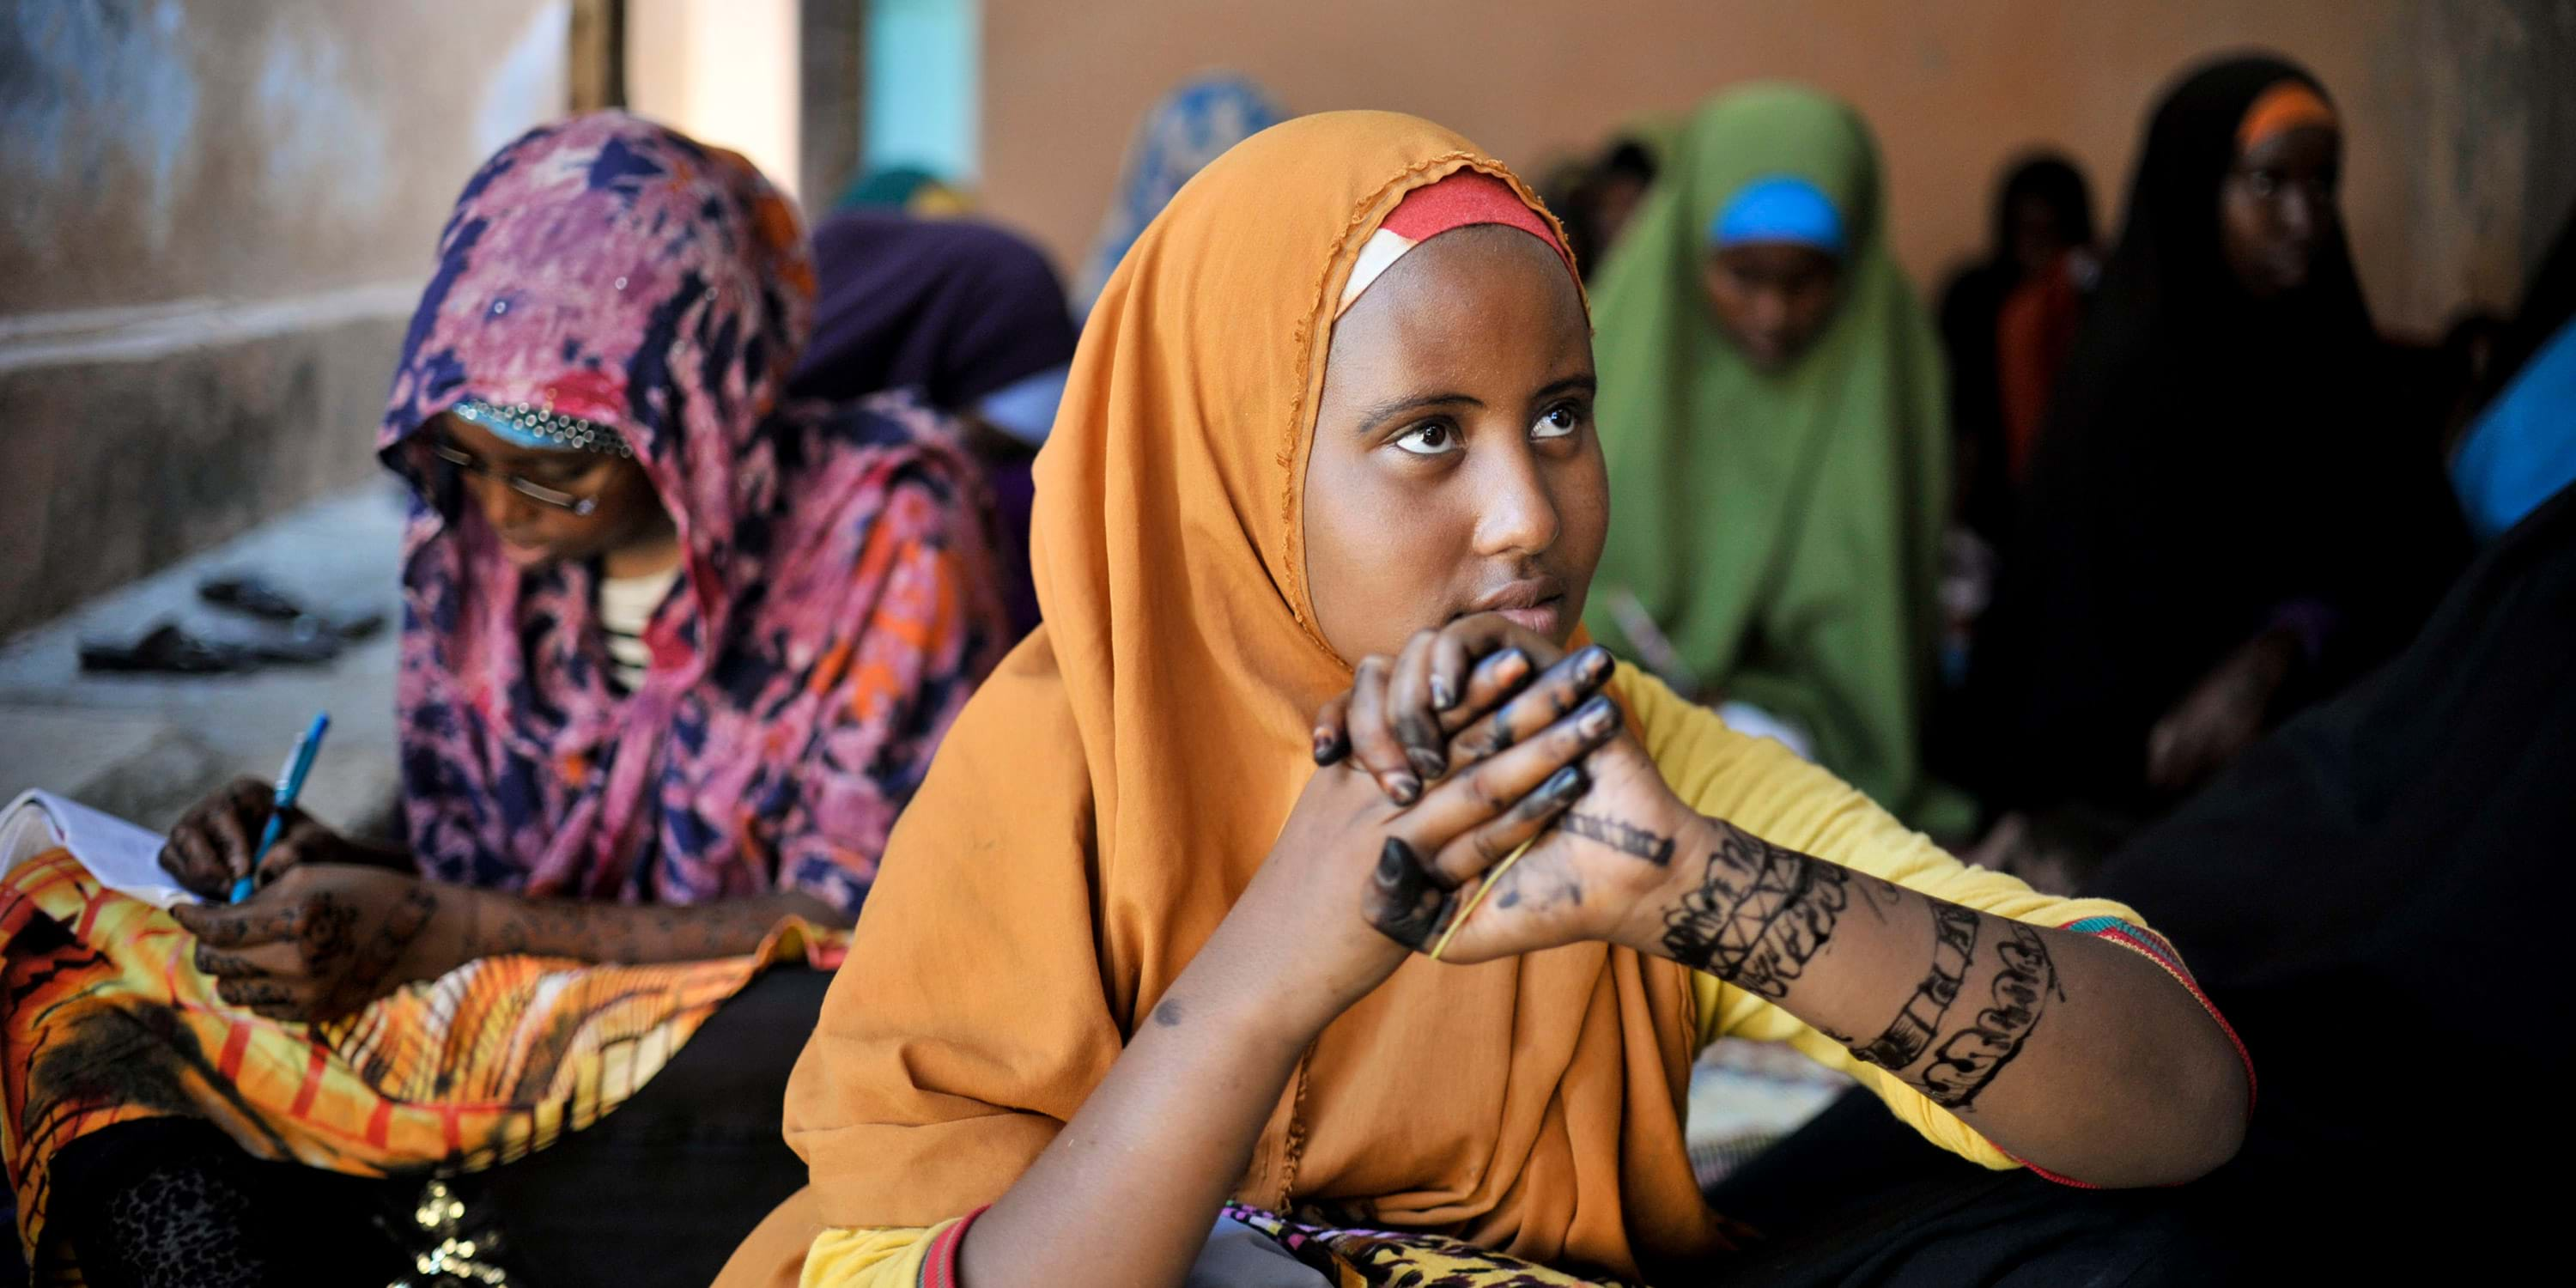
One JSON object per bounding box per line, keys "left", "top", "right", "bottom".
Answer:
{"left": 218, "top": 978, "right": 297, "bottom": 1008}
{"left": 1558, "top": 812, "right": 1675, "bottom": 866}
{"left": 295, "top": 886, "right": 439, "bottom": 1018}
{"left": 351, "top": 888, "right": 438, "bottom": 989}
{"left": 295, "top": 894, "right": 358, "bottom": 971}
{"left": 1851, "top": 903, "right": 1979, "bottom": 1069}
{"left": 1364, "top": 836, "right": 1453, "bottom": 951}
{"left": 1918, "top": 923, "right": 2059, "bottom": 1109}
{"left": 192, "top": 946, "right": 267, "bottom": 979}
{"left": 1659, "top": 824, "right": 1849, "bottom": 999}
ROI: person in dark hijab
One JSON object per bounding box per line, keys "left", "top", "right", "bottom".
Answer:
{"left": 1709, "top": 204, "right": 2576, "bottom": 1287}
{"left": 790, "top": 211, "right": 1081, "bottom": 636}
{"left": 2076, "top": 203, "right": 2576, "bottom": 1277}
{"left": 1939, "top": 153, "right": 2099, "bottom": 546}
{"left": 1549, "top": 134, "right": 1664, "bottom": 281}
{"left": 1964, "top": 54, "right": 2466, "bottom": 863}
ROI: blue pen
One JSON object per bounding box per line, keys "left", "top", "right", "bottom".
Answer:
{"left": 233, "top": 713, "right": 331, "bottom": 903}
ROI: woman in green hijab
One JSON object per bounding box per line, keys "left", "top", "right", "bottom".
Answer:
{"left": 1584, "top": 83, "right": 1968, "bottom": 835}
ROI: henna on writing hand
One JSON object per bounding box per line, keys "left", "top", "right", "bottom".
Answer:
{"left": 1851, "top": 903, "right": 1979, "bottom": 1069}
{"left": 1917, "top": 923, "right": 2059, "bottom": 1109}
{"left": 348, "top": 888, "right": 438, "bottom": 990}
{"left": 1558, "top": 811, "right": 1675, "bottom": 866}
{"left": 217, "top": 978, "right": 298, "bottom": 1008}
{"left": 298, "top": 886, "right": 439, "bottom": 1018}
{"left": 191, "top": 946, "right": 267, "bottom": 978}
{"left": 295, "top": 895, "right": 358, "bottom": 972}
{"left": 1659, "top": 823, "right": 1849, "bottom": 999}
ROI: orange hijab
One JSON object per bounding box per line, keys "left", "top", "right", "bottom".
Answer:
{"left": 780, "top": 112, "right": 1722, "bottom": 1278}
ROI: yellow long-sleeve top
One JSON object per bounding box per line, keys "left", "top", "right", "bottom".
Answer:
{"left": 794, "top": 666, "right": 2236, "bottom": 1286}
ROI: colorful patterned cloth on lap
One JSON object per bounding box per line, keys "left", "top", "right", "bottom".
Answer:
{"left": 380, "top": 112, "right": 1009, "bottom": 916}
{"left": 0, "top": 849, "right": 845, "bottom": 1276}
{"left": 1220, "top": 1204, "right": 1634, "bottom": 1287}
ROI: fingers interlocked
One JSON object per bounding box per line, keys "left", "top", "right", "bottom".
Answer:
{"left": 1358, "top": 688, "right": 1624, "bottom": 953}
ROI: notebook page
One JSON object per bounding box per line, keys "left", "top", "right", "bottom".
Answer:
{"left": 0, "top": 790, "right": 202, "bottom": 908}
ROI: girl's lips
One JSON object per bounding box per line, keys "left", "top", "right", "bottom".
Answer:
{"left": 1492, "top": 598, "right": 1564, "bottom": 638}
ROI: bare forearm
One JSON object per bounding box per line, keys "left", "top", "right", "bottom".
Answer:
{"left": 1631, "top": 816, "right": 2246, "bottom": 1185}
{"left": 452, "top": 887, "right": 848, "bottom": 966}
{"left": 957, "top": 931, "right": 1327, "bottom": 1288}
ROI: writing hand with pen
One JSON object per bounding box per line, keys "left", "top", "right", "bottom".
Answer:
{"left": 157, "top": 776, "right": 456, "bottom": 1024}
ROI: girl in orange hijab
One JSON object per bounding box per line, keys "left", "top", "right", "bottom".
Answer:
{"left": 724, "top": 112, "right": 2251, "bottom": 1288}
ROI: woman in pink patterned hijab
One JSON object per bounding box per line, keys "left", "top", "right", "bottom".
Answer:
{"left": 76, "top": 111, "right": 1013, "bottom": 1286}
{"left": 161, "top": 110, "right": 1010, "bottom": 1018}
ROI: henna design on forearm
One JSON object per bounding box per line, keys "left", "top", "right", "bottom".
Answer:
{"left": 1659, "top": 824, "right": 1849, "bottom": 999}
{"left": 1917, "top": 923, "right": 2059, "bottom": 1109}
{"left": 1856, "top": 873, "right": 1905, "bottom": 922}
{"left": 1558, "top": 812, "right": 1675, "bottom": 866}
{"left": 458, "top": 892, "right": 817, "bottom": 964}
{"left": 1851, "top": 903, "right": 1978, "bottom": 1069}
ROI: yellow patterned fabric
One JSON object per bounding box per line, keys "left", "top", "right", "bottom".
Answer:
{"left": 0, "top": 848, "right": 841, "bottom": 1279}
{"left": 1219, "top": 1204, "right": 1638, "bottom": 1286}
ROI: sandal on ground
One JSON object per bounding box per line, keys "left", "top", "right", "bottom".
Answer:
{"left": 198, "top": 574, "right": 387, "bottom": 640}
{"left": 77, "top": 623, "right": 264, "bottom": 675}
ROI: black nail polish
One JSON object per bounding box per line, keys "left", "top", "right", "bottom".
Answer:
{"left": 1545, "top": 763, "right": 1588, "bottom": 798}
{"left": 1430, "top": 676, "right": 1456, "bottom": 710}
{"left": 1408, "top": 746, "right": 1447, "bottom": 781}
{"left": 1581, "top": 644, "right": 1612, "bottom": 676}
{"left": 1314, "top": 732, "right": 1347, "bottom": 765}
{"left": 1391, "top": 775, "right": 1421, "bottom": 805}
{"left": 1579, "top": 694, "right": 1617, "bottom": 735}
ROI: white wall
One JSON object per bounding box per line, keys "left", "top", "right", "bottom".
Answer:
{"left": 627, "top": 0, "right": 804, "bottom": 197}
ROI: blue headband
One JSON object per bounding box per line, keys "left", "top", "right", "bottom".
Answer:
{"left": 1709, "top": 175, "right": 1845, "bottom": 256}
{"left": 451, "top": 398, "right": 633, "bottom": 458}
{"left": 2450, "top": 318, "right": 2576, "bottom": 545}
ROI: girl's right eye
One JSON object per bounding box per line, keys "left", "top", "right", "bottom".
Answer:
{"left": 1393, "top": 421, "right": 1461, "bottom": 456}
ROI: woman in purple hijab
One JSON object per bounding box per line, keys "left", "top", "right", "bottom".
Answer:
{"left": 791, "top": 210, "right": 1080, "bottom": 636}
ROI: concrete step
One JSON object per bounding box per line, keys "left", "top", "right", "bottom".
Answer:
{"left": 0, "top": 486, "right": 408, "bottom": 837}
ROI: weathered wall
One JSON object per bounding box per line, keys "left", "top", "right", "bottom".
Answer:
{"left": 0, "top": 0, "right": 569, "bottom": 636}
{"left": 980, "top": 0, "right": 2576, "bottom": 336}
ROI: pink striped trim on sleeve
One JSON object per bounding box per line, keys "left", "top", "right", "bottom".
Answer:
{"left": 2003, "top": 915, "right": 2256, "bottom": 1188}
{"left": 920, "top": 1206, "right": 990, "bottom": 1288}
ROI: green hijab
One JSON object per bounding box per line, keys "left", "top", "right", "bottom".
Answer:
{"left": 1584, "top": 83, "right": 1968, "bottom": 833}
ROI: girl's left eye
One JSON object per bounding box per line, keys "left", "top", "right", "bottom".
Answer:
{"left": 1393, "top": 422, "right": 1461, "bottom": 456}
{"left": 1533, "top": 403, "right": 1584, "bottom": 439}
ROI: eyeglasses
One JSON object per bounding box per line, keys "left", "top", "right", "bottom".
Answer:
{"left": 426, "top": 441, "right": 601, "bottom": 516}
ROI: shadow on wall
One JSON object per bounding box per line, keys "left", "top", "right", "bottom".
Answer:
{"left": 0, "top": 0, "right": 572, "bottom": 639}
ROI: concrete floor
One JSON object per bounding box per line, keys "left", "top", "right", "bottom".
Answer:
{"left": 0, "top": 485, "right": 408, "bottom": 835}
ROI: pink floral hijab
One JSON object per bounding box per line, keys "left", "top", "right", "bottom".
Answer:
{"left": 379, "top": 112, "right": 1009, "bottom": 913}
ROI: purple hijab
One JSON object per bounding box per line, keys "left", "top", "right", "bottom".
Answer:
{"left": 791, "top": 213, "right": 1078, "bottom": 635}
{"left": 790, "top": 211, "right": 1078, "bottom": 408}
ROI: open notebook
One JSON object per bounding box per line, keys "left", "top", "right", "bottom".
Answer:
{"left": 2, "top": 790, "right": 200, "bottom": 908}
